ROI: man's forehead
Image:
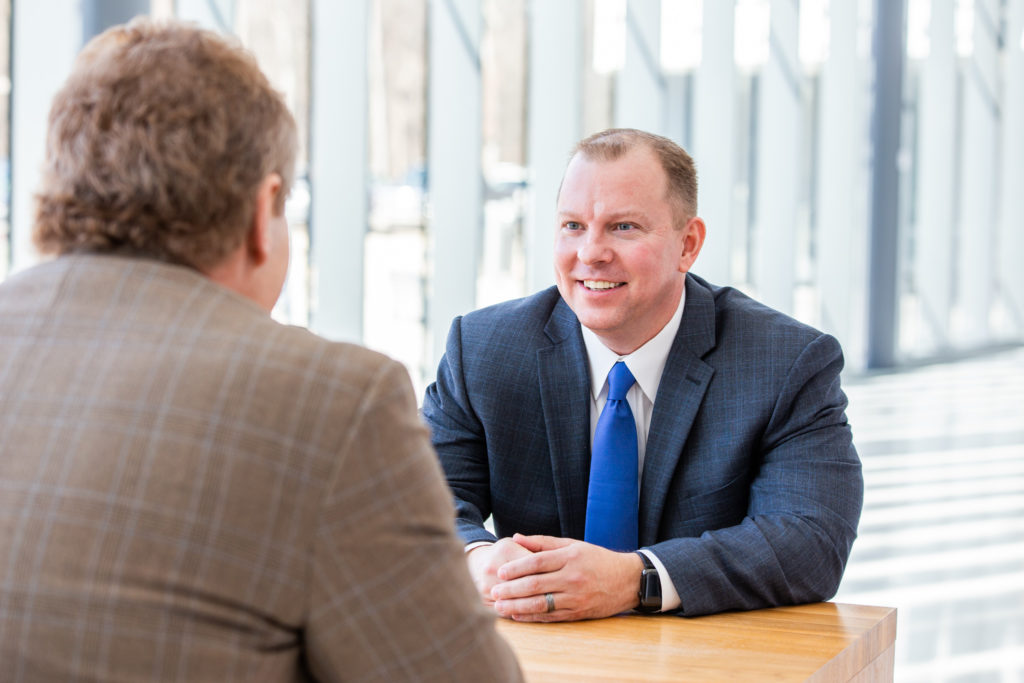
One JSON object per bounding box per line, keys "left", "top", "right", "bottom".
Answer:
{"left": 562, "top": 145, "right": 666, "bottom": 187}
{"left": 560, "top": 148, "right": 667, "bottom": 195}
{"left": 556, "top": 148, "right": 687, "bottom": 224}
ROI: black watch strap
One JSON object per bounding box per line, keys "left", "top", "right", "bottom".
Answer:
{"left": 634, "top": 551, "right": 662, "bottom": 613}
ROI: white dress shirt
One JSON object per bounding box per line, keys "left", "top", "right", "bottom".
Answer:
{"left": 579, "top": 287, "right": 686, "bottom": 612}
{"left": 467, "top": 287, "right": 687, "bottom": 612}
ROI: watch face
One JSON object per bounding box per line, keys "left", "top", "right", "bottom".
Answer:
{"left": 635, "top": 552, "right": 661, "bottom": 612}
{"left": 638, "top": 568, "right": 662, "bottom": 611}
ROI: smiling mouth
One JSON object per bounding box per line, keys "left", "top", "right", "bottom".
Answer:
{"left": 582, "top": 280, "right": 625, "bottom": 290}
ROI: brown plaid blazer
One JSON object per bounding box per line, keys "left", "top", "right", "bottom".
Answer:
{"left": 0, "top": 254, "right": 521, "bottom": 682}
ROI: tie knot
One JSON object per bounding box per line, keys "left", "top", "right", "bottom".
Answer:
{"left": 607, "top": 362, "right": 636, "bottom": 401}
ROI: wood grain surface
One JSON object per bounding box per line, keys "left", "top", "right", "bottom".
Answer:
{"left": 495, "top": 602, "right": 897, "bottom": 682}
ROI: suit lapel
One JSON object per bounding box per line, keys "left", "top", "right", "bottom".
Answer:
{"left": 639, "top": 275, "right": 717, "bottom": 546}
{"left": 537, "top": 298, "right": 592, "bottom": 540}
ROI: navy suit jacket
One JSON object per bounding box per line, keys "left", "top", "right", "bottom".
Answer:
{"left": 422, "top": 273, "right": 863, "bottom": 616}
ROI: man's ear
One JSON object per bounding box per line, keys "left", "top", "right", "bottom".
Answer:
{"left": 678, "top": 216, "right": 706, "bottom": 273}
{"left": 247, "top": 173, "right": 284, "bottom": 266}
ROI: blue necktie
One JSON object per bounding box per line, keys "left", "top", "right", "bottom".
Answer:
{"left": 584, "top": 361, "right": 639, "bottom": 551}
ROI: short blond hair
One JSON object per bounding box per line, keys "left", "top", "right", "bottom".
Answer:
{"left": 33, "top": 19, "right": 298, "bottom": 270}
{"left": 572, "top": 128, "right": 698, "bottom": 225}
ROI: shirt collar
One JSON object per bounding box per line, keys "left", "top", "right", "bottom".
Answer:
{"left": 581, "top": 285, "right": 687, "bottom": 404}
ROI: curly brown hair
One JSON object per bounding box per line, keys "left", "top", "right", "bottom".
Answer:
{"left": 33, "top": 19, "right": 298, "bottom": 270}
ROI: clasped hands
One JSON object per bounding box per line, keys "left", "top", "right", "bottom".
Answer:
{"left": 466, "top": 533, "right": 643, "bottom": 622}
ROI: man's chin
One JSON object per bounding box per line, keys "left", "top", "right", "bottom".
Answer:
{"left": 574, "top": 311, "right": 623, "bottom": 337}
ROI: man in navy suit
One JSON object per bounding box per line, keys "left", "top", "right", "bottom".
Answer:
{"left": 423, "top": 128, "right": 862, "bottom": 621}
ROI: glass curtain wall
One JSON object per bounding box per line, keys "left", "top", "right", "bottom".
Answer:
{"left": 0, "top": 0, "right": 10, "bottom": 282}
{"left": 1, "top": 0, "right": 1021, "bottom": 384}
{"left": 900, "top": 0, "right": 1023, "bottom": 357}
{"left": 365, "top": 0, "right": 429, "bottom": 385}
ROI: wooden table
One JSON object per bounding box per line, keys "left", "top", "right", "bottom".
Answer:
{"left": 496, "top": 602, "right": 896, "bottom": 682}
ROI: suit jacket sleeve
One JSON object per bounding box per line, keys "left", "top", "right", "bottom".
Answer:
{"left": 421, "top": 316, "right": 500, "bottom": 546}
{"left": 649, "top": 332, "right": 863, "bottom": 617}
{"left": 304, "top": 357, "right": 521, "bottom": 682}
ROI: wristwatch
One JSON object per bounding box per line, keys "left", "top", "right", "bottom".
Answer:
{"left": 634, "top": 551, "right": 662, "bottom": 613}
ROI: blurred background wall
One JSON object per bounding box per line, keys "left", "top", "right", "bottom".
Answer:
{"left": 2, "top": 0, "right": 1022, "bottom": 395}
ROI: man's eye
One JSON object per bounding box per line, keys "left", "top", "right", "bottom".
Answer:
{"left": 614, "top": 223, "right": 634, "bottom": 231}
{"left": 564, "top": 221, "right": 583, "bottom": 231}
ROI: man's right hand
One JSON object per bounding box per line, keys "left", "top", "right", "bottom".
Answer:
{"left": 466, "top": 538, "right": 534, "bottom": 607}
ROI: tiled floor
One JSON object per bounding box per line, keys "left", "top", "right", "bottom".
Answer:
{"left": 833, "top": 346, "right": 1024, "bottom": 682}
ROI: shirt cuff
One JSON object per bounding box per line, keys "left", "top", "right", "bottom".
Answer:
{"left": 638, "top": 548, "right": 681, "bottom": 612}
{"left": 464, "top": 540, "right": 494, "bottom": 554}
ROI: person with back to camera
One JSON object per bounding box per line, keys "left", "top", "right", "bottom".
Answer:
{"left": 423, "top": 128, "right": 863, "bottom": 622}
{"left": 0, "top": 19, "right": 521, "bottom": 682}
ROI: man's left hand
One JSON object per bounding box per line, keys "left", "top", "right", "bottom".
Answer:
{"left": 489, "top": 533, "right": 643, "bottom": 622}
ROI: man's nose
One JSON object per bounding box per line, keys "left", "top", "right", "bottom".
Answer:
{"left": 577, "top": 231, "right": 612, "bottom": 265}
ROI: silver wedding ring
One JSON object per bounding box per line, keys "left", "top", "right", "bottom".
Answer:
{"left": 544, "top": 592, "right": 555, "bottom": 613}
